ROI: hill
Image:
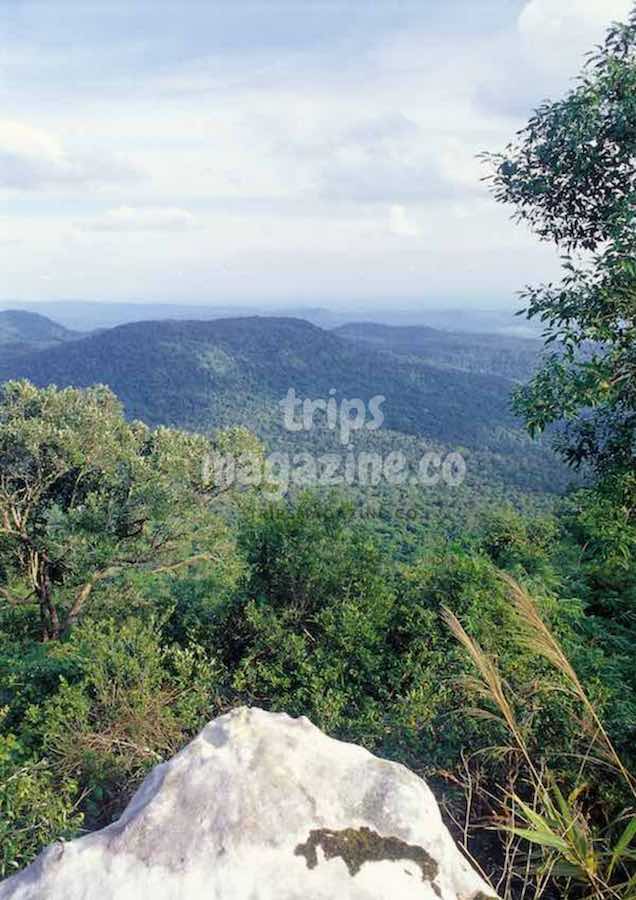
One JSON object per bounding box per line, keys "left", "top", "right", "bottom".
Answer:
{"left": 0, "top": 316, "right": 519, "bottom": 443}
{"left": 0, "top": 301, "right": 541, "bottom": 335}
{"left": 0, "top": 315, "right": 573, "bottom": 500}
{"left": 334, "top": 321, "right": 543, "bottom": 381}
{"left": 0, "top": 302, "right": 345, "bottom": 332}
{"left": 0, "top": 310, "right": 80, "bottom": 360}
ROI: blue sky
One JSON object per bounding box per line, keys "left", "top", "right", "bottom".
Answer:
{"left": 0, "top": 0, "right": 632, "bottom": 308}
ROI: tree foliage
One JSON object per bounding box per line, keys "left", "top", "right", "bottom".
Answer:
{"left": 0, "top": 381, "right": 255, "bottom": 639}
{"left": 485, "top": 9, "right": 636, "bottom": 515}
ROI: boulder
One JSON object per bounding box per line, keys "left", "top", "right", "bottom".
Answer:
{"left": 0, "top": 707, "right": 496, "bottom": 899}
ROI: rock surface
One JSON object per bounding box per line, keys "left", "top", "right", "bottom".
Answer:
{"left": 0, "top": 707, "right": 496, "bottom": 899}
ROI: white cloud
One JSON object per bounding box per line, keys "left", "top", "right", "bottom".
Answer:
{"left": 80, "top": 206, "right": 198, "bottom": 232}
{"left": 520, "top": 0, "right": 632, "bottom": 38}
{"left": 519, "top": 0, "right": 633, "bottom": 76}
{"left": 0, "top": 119, "right": 140, "bottom": 190}
{"left": 388, "top": 204, "right": 420, "bottom": 237}
{"left": 308, "top": 112, "right": 471, "bottom": 205}
{"left": 3, "top": 1, "right": 625, "bottom": 305}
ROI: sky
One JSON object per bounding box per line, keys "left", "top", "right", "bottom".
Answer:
{"left": 0, "top": 0, "right": 633, "bottom": 310}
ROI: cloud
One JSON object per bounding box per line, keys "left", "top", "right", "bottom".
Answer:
{"left": 0, "top": 1, "right": 601, "bottom": 305}
{"left": 0, "top": 119, "right": 140, "bottom": 190}
{"left": 81, "top": 206, "right": 199, "bottom": 232}
{"left": 388, "top": 204, "right": 420, "bottom": 237}
{"left": 518, "top": 0, "right": 633, "bottom": 76}
{"left": 319, "top": 155, "right": 448, "bottom": 204}
{"left": 265, "top": 111, "right": 473, "bottom": 204}
{"left": 520, "top": 0, "right": 633, "bottom": 40}
{"left": 473, "top": 1, "right": 633, "bottom": 121}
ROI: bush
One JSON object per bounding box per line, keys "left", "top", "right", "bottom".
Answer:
{"left": 0, "top": 722, "right": 82, "bottom": 878}
{"left": 20, "top": 618, "right": 221, "bottom": 828}
{"left": 211, "top": 495, "right": 600, "bottom": 779}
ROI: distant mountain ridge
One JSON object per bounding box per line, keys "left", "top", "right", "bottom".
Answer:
{"left": 0, "top": 315, "right": 518, "bottom": 446}
{"left": 335, "top": 321, "right": 542, "bottom": 381}
{"left": 0, "top": 310, "right": 80, "bottom": 360}
{"left": 0, "top": 300, "right": 541, "bottom": 336}
{"left": 0, "top": 314, "right": 573, "bottom": 497}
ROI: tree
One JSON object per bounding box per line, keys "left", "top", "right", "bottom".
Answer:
{"left": 485, "top": 9, "right": 636, "bottom": 518}
{"left": 0, "top": 381, "right": 258, "bottom": 640}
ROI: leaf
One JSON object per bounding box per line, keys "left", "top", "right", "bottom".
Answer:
{"left": 513, "top": 795, "right": 558, "bottom": 835}
{"left": 550, "top": 860, "right": 588, "bottom": 881}
{"left": 505, "top": 825, "right": 570, "bottom": 853}
{"left": 551, "top": 781, "right": 572, "bottom": 820}
{"left": 609, "top": 815, "right": 636, "bottom": 877}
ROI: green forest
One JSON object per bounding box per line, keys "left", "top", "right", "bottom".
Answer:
{"left": 1, "top": 10, "right": 636, "bottom": 900}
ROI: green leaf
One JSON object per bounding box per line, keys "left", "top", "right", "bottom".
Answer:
{"left": 609, "top": 816, "right": 636, "bottom": 877}
{"left": 505, "top": 826, "right": 570, "bottom": 853}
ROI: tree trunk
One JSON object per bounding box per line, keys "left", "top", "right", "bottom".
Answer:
{"left": 38, "top": 567, "right": 60, "bottom": 641}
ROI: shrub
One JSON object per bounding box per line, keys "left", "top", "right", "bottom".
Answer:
{"left": 0, "top": 721, "right": 82, "bottom": 878}
{"left": 24, "top": 618, "right": 220, "bottom": 828}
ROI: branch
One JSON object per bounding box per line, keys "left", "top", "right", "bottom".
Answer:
{"left": 63, "top": 551, "right": 216, "bottom": 632}
{"left": 0, "top": 586, "right": 37, "bottom": 606}
{"left": 64, "top": 568, "right": 116, "bottom": 632}
{"left": 147, "top": 552, "right": 215, "bottom": 576}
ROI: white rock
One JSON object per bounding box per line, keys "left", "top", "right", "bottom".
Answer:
{"left": 0, "top": 707, "right": 496, "bottom": 899}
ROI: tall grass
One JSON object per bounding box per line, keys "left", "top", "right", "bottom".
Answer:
{"left": 443, "top": 575, "right": 636, "bottom": 899}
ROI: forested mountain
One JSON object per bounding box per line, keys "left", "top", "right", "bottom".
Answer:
{"left": 335, "top": 321, "right": 543, "bottom": 380}
{"left": 0, "top": 310, "right": 80, "bottom": 360}
{"left": 0, "top": 315, "right": 519, "bottom": 443}
{"left": 0, "top": 315, "right": 574, "bottom": 505}
{"left": 0, "top": 300, "right": 539, "bottom": 334}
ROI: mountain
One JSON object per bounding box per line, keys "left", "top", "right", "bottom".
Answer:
{"left": 0, "top": 302, "right": 258, "bottom": 332}
{"left": 370, "top": 308, "right": 541, "bottom": 337}
{"left": 0, "top": 301, "right": 541, "bottom": 336}
{"left": 0, "top": 302, "right": 345, "bottom": 332}
{"left": 0, "top": 310, "right": 80, "bottom": 360}
{"left": 0, "top": 315, "right": 572, "bottom": 498}
{"left": 334, "top": 322, "right": 543, "bottom": 381}
{"left": 0, "top": 316, "right": 516, "bottom": 444}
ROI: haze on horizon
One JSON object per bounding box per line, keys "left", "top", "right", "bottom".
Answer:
{"left": 1, "top": 0, "right": 632, "bottom": 311}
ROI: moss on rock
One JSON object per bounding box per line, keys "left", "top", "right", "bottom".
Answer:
{"left": 295, "top": 825, "right": 440, "bottom": 889}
